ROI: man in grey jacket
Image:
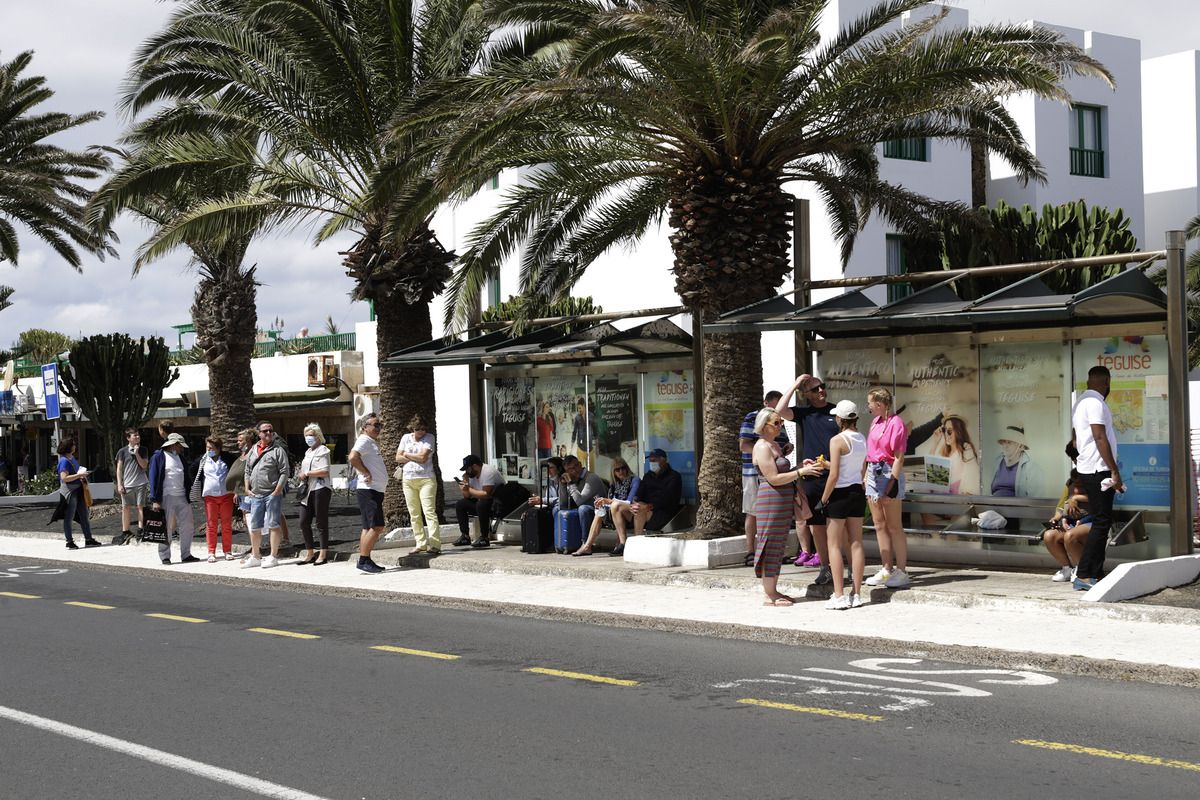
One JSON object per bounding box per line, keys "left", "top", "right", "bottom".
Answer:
{"left": 560, "top": 455, "right": 607, "bottom": 536}
{"left": 243, "top": 420, "right": 290, "bottom": 569}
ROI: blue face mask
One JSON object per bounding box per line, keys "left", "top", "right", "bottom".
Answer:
{"left": 206, "top": 449, "right": 217, "bottom": 459}
{"left": 305, "top": 435, "right": 318, "bottom": 447}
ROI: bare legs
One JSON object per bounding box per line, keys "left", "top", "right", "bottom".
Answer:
{"left": 869, "top": 496, "right": 905, "bottom": 572}
{"left": 828, "top": 517, "right": 865, "bottom": 599}
{"left": 576, "top": 504, "right": 633, "bottom": 555}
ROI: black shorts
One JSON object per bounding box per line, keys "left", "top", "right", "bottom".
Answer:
{"left": 801, "top": 476, "right": 828, "bottom": 526}
{"left": 356, "top": 488, "right": 385, "bottom": 529}
{"left": 826, "top": 484, "right": 866, "bottom": 520}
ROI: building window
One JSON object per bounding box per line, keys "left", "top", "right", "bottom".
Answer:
{"left": 487, "top": 274, "right": 500, "bottom": 308}
{"left": 885, "top": 234, "right": 912, "bottom": 303}
{"left": 485, "top": 173, "right": 500, "bottom": 190}
{"left": 883, "top": 137, "right": 929, "bottom": 162}
{"left": 1069, "top": 104, "right": 1105, "bottom": 178}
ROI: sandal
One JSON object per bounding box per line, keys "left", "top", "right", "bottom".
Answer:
{"left": 571, "top": 548, "right": 593, "bottom": 557}
{"left": 762, "top": 597, "right": 795, "bottom": 607}
{"left": 743, "top": 553, "right": 755, "bottom": 567}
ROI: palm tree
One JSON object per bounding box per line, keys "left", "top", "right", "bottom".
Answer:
{"left": 86, "top": 132, "right": 263, "bottom": 444}
{"left": 0, "top": 50, "right": 113, "bottom": 268}
{"left": 401, "top": 0, "right": 1112, "bottom": 535}
{"left": 116, "top": 0, "right": 487, "bottom": 525}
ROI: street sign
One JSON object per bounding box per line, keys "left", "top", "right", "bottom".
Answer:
{"left": 41, "top": 364, "right": 60, "bottom": 421}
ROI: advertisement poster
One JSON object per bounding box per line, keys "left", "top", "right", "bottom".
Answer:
{"left": 818, "top": 347, "right": 894, "bottom": 402}
{"left": 533, "top": 376, "right": 588, "bottom": 464}
{"left": 646, "top": 369, "right": 697, "bottom": 501}
{"left": 1074, "top": 336, "right": 1170, "bottom": 507}
{"left": 894, "top": 346, "right": 981, "bottom": 495}
{"left": 591, "top": 375, "right": 639, "bottom": 478}
{"left": 490, "top": 377, "right": 535, "bottom": 478}
{"left": 979, "top": 341, "right": 1070, "bottom": 499}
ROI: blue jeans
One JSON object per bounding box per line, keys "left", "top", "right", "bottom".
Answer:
{"left": 63, "top": 489, "right": 93, "bottom": 543}
{"left": 577, "top": 503, "right": 596, "bottom": 537}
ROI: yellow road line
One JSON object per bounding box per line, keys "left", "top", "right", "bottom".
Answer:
{"left": 145, "top": 613, "right": 208, "bottom": 624}
{"left": 247, "top": 627, "right": 320, "bottom": 640}
{"left": 523, "top": 667, "right": 639, "bottom": 687}
{"left": 1014, "top": 739, "right": 1200, "bottom": 773}
{"left": 0, "top": 592, "right": 40, "bottom": 599}
{"left": 64, "top": 601, "right": 115, "bottom": 610}
{"left": 737, "top": 698, "right": 885, "bottom": 722}
{"left": 371, "top": 645, "right": 460, "bottom": 660}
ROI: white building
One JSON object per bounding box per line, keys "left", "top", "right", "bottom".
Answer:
{"left": 1143, "top": 49, "right": 1200, "bottom": 249}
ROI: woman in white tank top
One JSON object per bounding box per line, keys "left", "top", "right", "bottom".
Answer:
{"left": 819, "top": 400, "right": 868, "bottom": 610}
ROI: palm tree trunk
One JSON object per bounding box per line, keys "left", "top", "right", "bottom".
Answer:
{"left": 669, "top": 162, "right": 792, "bottom": 537}
{"left": 344, "top": 221, "right": 455, "bottom": 530}
{"left": 193, "top": 265, "right": 258, "bottom": 446}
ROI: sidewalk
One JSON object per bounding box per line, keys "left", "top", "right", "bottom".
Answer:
{"left": 3, "top": 525, "right": 1198, "bottom": 688}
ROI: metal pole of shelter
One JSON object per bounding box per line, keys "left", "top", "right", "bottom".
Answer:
{"left": 793, "top": 198, "right": 812, "bottom": 377}
{"left": 1165, "top": 230, "right": 1193, "bottom": 555}
{"left": 690, "top": 311, "right": 705, "bottom": 465}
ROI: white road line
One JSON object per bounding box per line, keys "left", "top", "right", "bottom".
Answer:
{"left": 0, "top": 703, "right": 334, "bottom": 800}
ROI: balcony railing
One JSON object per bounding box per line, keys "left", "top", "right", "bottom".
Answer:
{"left": 883, "top": 137, "right": 929, "bottom": 162}
{"left": 1070, "top": 147, "right": 1105, "bottom": 178}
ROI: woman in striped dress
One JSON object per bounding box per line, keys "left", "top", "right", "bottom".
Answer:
{"left": 752, "top": 408, "right": 823, "bottom": 606}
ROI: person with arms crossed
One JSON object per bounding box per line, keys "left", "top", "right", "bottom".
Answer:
{"left": 349, "top": 413, "right": 389, "bottom": 573}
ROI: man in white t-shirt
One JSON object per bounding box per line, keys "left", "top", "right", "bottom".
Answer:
{"left": 1071, "top": 365, "right": 1125, "bottom": 590}
{"left": 453, "top": 454, "right": 505, "bottom": 548}
{"left": 349, "top": 412, "right": 389, "bottom": 574}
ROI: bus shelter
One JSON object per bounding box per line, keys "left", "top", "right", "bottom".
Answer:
{"left": 705, "top": 247, "right": 1194, "bottom": 566}
{"left": 384, "top": 315, "right": 701, "bottom": 503}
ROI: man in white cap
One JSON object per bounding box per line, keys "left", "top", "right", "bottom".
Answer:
{"left": 990, "top": 424, "right": 1045, "bottom": 497}
{"left": 147, "top": 432, "right": 200, "bottom": 565}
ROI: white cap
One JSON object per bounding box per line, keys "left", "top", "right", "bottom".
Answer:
{"left": 833, "top": 399, "right": 858, "bottom": 420}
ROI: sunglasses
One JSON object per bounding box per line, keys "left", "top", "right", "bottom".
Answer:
{"left": 369, "top": 422, "right": 384, "bottom": 429}
{"left": 805, "top": 383, "right": 826, "bottom": 392}
{"left": 259, "top": 428, "right": 273, "bottom": 434}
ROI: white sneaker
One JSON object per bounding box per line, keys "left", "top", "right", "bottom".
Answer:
{"left": 1051, "top": 565, "right": 1074, "bottom": 582}
{"left": 240, "top": 556, "right": 261, "bottom": 569}
{"left": 865, "top": 567, "right": 890, "bottom": 587}
{"left": 884, "top": 568, "right": 911, "bottom": 589}
{"left": 825, "top": 594, "right": 850, "bottom": 610}
{"left": 261, "top": 556, "right": 279, "bottom": 569}
{"left": 207, "top": 554, "right": 217, "bottom": 563}
{"left": 850, "top": 593, "right": 864, "bottom": 608}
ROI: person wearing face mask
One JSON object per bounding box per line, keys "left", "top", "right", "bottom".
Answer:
{"left": 989, "top": 425, "right": 1044, "bottom": 497}
{"left": 297, "top": 423, "right": 332, "bottom": 565}
{"left": 196, "top": 435, "right": 237, "bottom": 562}
{"left": 631, "top": 449, "right": 683, "bottom": 535}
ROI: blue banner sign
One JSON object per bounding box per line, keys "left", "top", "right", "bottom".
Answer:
{"left": 41, "top": 364, "right": 60, "bottom": 420}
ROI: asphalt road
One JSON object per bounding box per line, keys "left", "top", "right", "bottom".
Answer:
{"left": 1, "top": 556, "right": 1198, "bottom": 800}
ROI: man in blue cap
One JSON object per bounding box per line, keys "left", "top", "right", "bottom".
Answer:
{"left": 631, "top": 449, "right": 683, "bottom": 541}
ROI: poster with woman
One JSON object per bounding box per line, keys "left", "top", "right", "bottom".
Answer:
{"left": 533, "top": 376, "right": 586, "bottom": 463}
{"left": 979, "top": 341, "right": 1070, "bottom": 499}
{"left": 894, "top": 346, "right": 981, "bottom": 495}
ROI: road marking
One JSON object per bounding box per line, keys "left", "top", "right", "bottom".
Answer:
{"left": 371, "top": 645, "right": 460, "bottom": 660}
{"left": 1015, "top": 739, "right": 1200, "bottom": 773}
{"left": 248, "top": 627, "right": 320, "bottom": 640}
{"left": 0, "top": 591, "right": 39, "bottom": 599}
{"left": 0, "top": 703, "right": 334, "bottom": 800}
{"left": 145, "top": 613, "right": 208, "bottom": 624}
{"left": 738, "top": 698, "right": 885, "bottom": 722}
{"left": 523, "top": 667, "right": 639, "bottom": 687}
{"left": 64, "top": 601, "right": 115, "bottom": 610}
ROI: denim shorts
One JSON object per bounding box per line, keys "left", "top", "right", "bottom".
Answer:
{"left": 865, "top": 461, "right": 904, "bottom": 501}
{"left": 248, "top": 493, "right": 282, "bottom": 530}
{"left": 356, "top": 488, "right": 385, "bottom": 529}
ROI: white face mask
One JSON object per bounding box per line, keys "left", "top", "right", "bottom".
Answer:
{"left": 649, "top": 461, "right": 662, "bottom": 473}
{"left": 305, "top": 435, "right": 318, "bottom": 447}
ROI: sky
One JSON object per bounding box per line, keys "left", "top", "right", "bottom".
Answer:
{"left": 2, "top": 0, "right": 1199, "bottom": 348}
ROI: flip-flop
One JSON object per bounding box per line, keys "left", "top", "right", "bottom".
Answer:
{"left": 762, "top": 597, "right": 794, "bottom": 607}
{"left": 744, "top": 553, "right": 755, "bottom": 567}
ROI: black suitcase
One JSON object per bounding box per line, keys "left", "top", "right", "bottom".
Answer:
{"left": 521, "top": 506, "right": 554, "bottom": 553}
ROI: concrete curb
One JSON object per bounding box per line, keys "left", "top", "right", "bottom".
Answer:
{"left": 1082, "top": 554, "right": 1200, "bottom": 603}
{"left": 8, "top": 553, "right": 1199, "bottom": 689}
{"left": 422, "top": 552, "right": 1200, "bottom": 626}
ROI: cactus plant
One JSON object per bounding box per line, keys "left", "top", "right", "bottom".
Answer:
{"left": 57, "top": 334, "right": 179, "bottom": 476}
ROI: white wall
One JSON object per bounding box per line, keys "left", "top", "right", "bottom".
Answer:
{"left": 991, "top": 27, "right": 1146, "bottom": 243}
{"left": 1142, "top": 50, "right": 1200, "bottom": 243}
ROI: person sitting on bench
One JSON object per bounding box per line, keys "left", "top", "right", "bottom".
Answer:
{"left": 633, "top": 449, "right": 683, "bottom": 534}
{"left": 528, "top": 457, "right": 565, "bottom": 514}
{"left": 559, "top": 455, "right": 607, "bottom": 537}
{"left": 573, "top": 457, "right": 639, "bottom": 557}
{"left": 453, "top": 455, "right": 505, "bottom": 549}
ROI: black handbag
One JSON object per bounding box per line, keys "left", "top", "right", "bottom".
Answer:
{"left": 292, "top": 478, "right": 310, "bottom": 504}
{"left": 142, "top": 506, "right": 169, "bottom": 544}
